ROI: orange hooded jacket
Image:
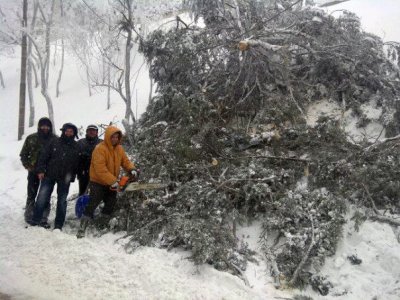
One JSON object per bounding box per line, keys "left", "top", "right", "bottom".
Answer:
{"left": 89, "top": 126, "right": 135, "bottom": 186}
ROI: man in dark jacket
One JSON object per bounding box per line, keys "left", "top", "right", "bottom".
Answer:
{"left": 29, "top": 123, "right": 81, "bottom": 230}
{"left": 77, "top": 125, "right": 102, "bottom": 196}
{"left": 20, "top": 117, "right": 57, "bottom": 224}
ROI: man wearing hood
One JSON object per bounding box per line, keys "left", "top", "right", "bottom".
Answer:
{"left": 77, "top": 125, "right": 102, "bottom": 196}
{"left": 29, "top": 123, "right": 81, "bottom": 230}
{"left": 77, "top": 126, "right": 138, "bottom": 238}
{"left": 20, "top": 117, "right": 57, "bottom": 225}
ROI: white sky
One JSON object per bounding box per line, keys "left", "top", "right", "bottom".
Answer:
{"left": 324, "top": 0, "right": 400, "bottom": 42}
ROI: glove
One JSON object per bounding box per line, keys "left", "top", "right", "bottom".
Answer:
{"left": 110, "top": 181, "right": 119, "bottom": 189}
{"left": 131, "top": 169, "right": 139, "bottom": 178}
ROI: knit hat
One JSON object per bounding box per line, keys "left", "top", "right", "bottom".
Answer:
{"left": 38, "top": 117, "right": 52, "bottom": 128}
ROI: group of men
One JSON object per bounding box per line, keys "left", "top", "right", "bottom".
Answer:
{"left": 20, "top": 117, "right": 138, "bottom": 237}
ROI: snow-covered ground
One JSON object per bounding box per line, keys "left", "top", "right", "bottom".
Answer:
{"left": 313, "top": 213, "right": 400, "bottom": 299}
{"left": 1, "top": 43, "right": 400, "bottom": 299}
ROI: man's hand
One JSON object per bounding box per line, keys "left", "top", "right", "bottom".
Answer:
{"left": 131, "top": 168, "right": 140, "bottom": 178}
{"left": 38, "top": 173, "right": 45, "bottom": 180}
{"left": 110, "top": 181, "right": 119, "bottom": 190}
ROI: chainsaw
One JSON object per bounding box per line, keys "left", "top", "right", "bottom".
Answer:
{"left": 110, "top": 175, "right": 133, "bottom": 192}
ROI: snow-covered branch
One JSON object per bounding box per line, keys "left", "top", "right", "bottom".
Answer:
{"left": 238, "top": 40, "right": 282, "bottom": 52}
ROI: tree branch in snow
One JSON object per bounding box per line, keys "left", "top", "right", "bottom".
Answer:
{"left": 364, "top": 134, "right": 400, "bottom": 151}
{"left": 370, "top": 215, "right": 400, "bottom": 227}
{"left": 238, "top": 40, "right": 282, "bottom": 52}
{"left": 363, "top": 184, "right": 400, "bottom": 226}
{"left": 289, "top": 215, "right": 316, "bottom": 286}
{"left": 222, "top": 258, "right": 250, "bottom": 286}
{"left": 362, "top": 183, "right": 380, "bottom": 215}
{"left": 226, "top": 155, "right": 310, "bottom": 163}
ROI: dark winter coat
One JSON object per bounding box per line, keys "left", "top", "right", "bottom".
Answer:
{"left": 77, "top": 136, "right": 102, "bottom": 179}
{"left": 36, "top": 135, "right": 81, "bottom": 183}
{"left": 20, "top": 117, "right": 57, "bottom": 171}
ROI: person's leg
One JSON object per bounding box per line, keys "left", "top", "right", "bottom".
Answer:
{"left": 24, "top": 171, "right": 40, "bottom": 222}
{"left": 30, "top": 178, "right": 55, "bottom": 225}
{"left": 83, "top": 182, "right": 105, "bottom": 218}
{"left": 41, "top": 201, "right": 51, "bottom": 224}
{"left": 78, "top": 175, "right": 89, "bottom": 196}
{"left": 102, "top": 189, "right": 117, "bottom": 216}
{"left": 54, "top": 179, "right": 71, "bottom": 229}
{"left": 78, "top": 182, "right": 105, "bottom": 238}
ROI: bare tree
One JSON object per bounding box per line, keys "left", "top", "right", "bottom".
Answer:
{"left": 18, "top": 0, "right": 28, "bottom": 140}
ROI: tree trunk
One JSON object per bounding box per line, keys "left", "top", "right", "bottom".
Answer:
{"left": 86, "top": 66, "right": 92, "bottom": 97}
{"left": 107, "top": 63, "right": 111, "bottom": 109}
{"left": 27, "top": 58, "right": 35, "bottom": 127}
{"left": 148, "top": 76, "right": 153, "bottom": 105}
{"left": 136, "top": 89, "right": 138, "bottom": 120}
{"left": 44, "top": 0, "right": 56, "bottom": 88}
{"left": 18, "top": 0, "right": 28, "bottom": 141}
{"left": 31, "top": 60, "right": 39, "bottom": 87}
{"left": 56, "top": 0, "right": 65, "bottom": 98}
{"left": 124, "top": 0, "right": 134, "bottom": 123}
{"left": 56, "top": 38, "right": 64, "bottom": 97}
{"left": 0, "top": 70, "right": 5, "bottom": 88}
{"left": 41, "top": 60, "right": 55, "bottom": 127}
{"left": 106, "top": 14, "right": 111, "bottom": 109}
{"left": 27, "top": 30, "right": 55, "bottom": 127}
{"left": 27, "top": 1, "right": 39, "bottom": 127}
{"left": 53, "top": 39, "right": 57, "bottom": 66}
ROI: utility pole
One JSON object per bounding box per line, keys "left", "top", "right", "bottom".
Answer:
{"left": 18, "top": 0, "right": 28, "bottom": 140}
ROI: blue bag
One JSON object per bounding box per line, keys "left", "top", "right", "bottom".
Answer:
{"left": 75, "top": 194, "right": 90, "bottom": 218}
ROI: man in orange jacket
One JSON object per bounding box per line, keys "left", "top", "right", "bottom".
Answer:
{"left": 77, "top": 126, "right": 138, "bottom": 238}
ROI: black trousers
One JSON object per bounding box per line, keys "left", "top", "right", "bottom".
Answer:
{"left": 83, "top": 181, "right": 117, "bottom": 218}
{"left": 25, "top": 171, "right": 50, "bottom": 223}
{"left": 78, "top": 174, "right": 90, "bottom": 196}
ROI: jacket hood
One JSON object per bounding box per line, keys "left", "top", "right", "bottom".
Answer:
{"left": 60, "top": 123, "right": 79, "bottom": 139}
{"left": 37, "top": 117, "right": 53, "bottom": 134}
{"left": 104, "top": 126, "right": 122, "bottom": 148}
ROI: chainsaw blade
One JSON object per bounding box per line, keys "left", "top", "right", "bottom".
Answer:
{"left": 124, "top": 182, "right": 168, "bottom": 192}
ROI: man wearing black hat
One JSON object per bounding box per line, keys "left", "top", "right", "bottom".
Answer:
{"left": 20, "top": 117, "right": 57, "bottom": 224}
{"left": 29, "top": 123, "right": 81, "bottom": 230}
{"left": 77, "top": 125, "right": 102, "bottom": 196}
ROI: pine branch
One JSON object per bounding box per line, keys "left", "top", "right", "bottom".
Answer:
{"left": 364, "top": 134, "right": 400, "bottom": 151}
{"left": 289, "top": 215, "right": 316, "bottom": 286}
{"left": 363, "top": 183, "right": 400, "bottom": 226}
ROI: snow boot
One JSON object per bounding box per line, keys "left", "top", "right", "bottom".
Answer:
{"left": 77, "top": 215, "right": 91, "bottom": 239}
{"left": 40, "top": 222, "right": 51, "bottom": 229}
{"left": 94, "top": 214, "right": 111, "bottom": 231}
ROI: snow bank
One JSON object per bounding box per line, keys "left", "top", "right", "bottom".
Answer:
{"left": 307, "top": 213, "right": 400, "bottom": 299}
